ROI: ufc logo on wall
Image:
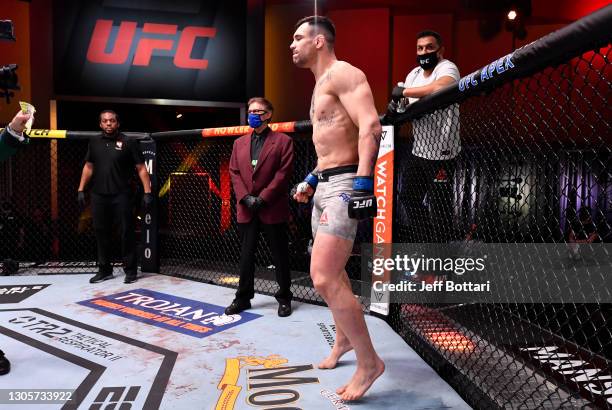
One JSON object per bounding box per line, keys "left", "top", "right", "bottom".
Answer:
{"left": 86, "top": 20, "right": 216, "bottom": 69}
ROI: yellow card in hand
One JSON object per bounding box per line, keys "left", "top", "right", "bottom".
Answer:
{"left": 19, "top": 101, "right": 36, "bottom": 133}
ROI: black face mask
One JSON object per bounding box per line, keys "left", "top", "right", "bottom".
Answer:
{"left": 417, "top": 50, "right": 439, "bottom": 70}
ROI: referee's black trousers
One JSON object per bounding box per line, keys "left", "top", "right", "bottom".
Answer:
{"left": 91, "top": 193, "right": 137, "bottom": 276}
{"left": 235, "top": 218, "right": 292, "bottom": 304}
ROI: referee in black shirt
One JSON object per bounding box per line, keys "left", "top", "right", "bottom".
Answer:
{"left": 77, "top": 110, "right": 152, "bottom": 284}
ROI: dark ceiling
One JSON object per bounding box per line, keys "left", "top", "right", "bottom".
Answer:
{"left": 264, "top": 0, "right": 569, "bottom": 24}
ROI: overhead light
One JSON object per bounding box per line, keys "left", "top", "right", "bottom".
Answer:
{"left": 176, "top": 113, "right": 183, "bottom": 119}
{"left": 507, "top": 10, "right": 517, "bottom": 20}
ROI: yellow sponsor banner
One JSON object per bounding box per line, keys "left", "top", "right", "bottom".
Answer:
{"left": 30, "top": 129, "right": 67, "bottom": 138}
{"left": 0, "top": 128, "right": 67, "bottom": 139}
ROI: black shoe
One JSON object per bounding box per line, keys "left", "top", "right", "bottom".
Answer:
{"left": 89, "top": 272, "right": 113, "bottom": 284}
{"left": 224, "top": 300, "right": 251, "bottom": 315}
{"left": 278, "top": 303, "right": 292, "bottom": 317}
{"left": 124, "top": 274, "right": 137, "bottom": 284}
{"left": 0, "top": 350, "right": 10, "bottom": 375}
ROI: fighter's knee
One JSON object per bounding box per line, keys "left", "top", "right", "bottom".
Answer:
{"left": 311, "top": 272, "right": 337, "bottom": 297}
{"left": 313, "top": 279, "right": 331, "bottom": 297}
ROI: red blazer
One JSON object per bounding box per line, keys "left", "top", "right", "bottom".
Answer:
{"left": 229, "top": 130, "right": 294, "bottom": 224}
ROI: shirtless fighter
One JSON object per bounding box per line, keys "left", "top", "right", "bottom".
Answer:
{"left": 290, "top": 16, "right": 385, "bottom": 401}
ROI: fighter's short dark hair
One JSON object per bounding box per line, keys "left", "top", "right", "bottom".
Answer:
{"left": 99, "top": 109, "right": 120, "bottom": 122}
{"left": 416, "top": 30, "right": 443, "bottom": 47}
{"left": 295, "top": 15, "right": 336, "bottom": 48}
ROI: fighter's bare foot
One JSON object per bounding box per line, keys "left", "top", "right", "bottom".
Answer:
{"left": 337, "top": 356, "right": 385, "bottom": 401}
{"left": 318, "top": 341, "right": 353, "bottom": 369}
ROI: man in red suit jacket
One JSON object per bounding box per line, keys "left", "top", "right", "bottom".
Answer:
{"left": 226, "top": 97, "right": 295, "bottom": 317}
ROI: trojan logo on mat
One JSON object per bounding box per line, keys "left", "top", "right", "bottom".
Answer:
{"left": 78, "top": 289, "right": 261, "bottom": 338}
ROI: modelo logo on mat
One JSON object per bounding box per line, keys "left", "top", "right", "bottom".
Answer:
{"left": 78, "top": 289, "right": 260, "bottom": 338}
{"left": 0, "top": 284, "right": 50, "bottom": 304}
{"left": 215, "top": 355, "right": 324, "bottom": 410}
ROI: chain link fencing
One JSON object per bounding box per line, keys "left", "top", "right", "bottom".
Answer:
{"left": 383, "top": 6, "right": 611, "bottom": 409}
